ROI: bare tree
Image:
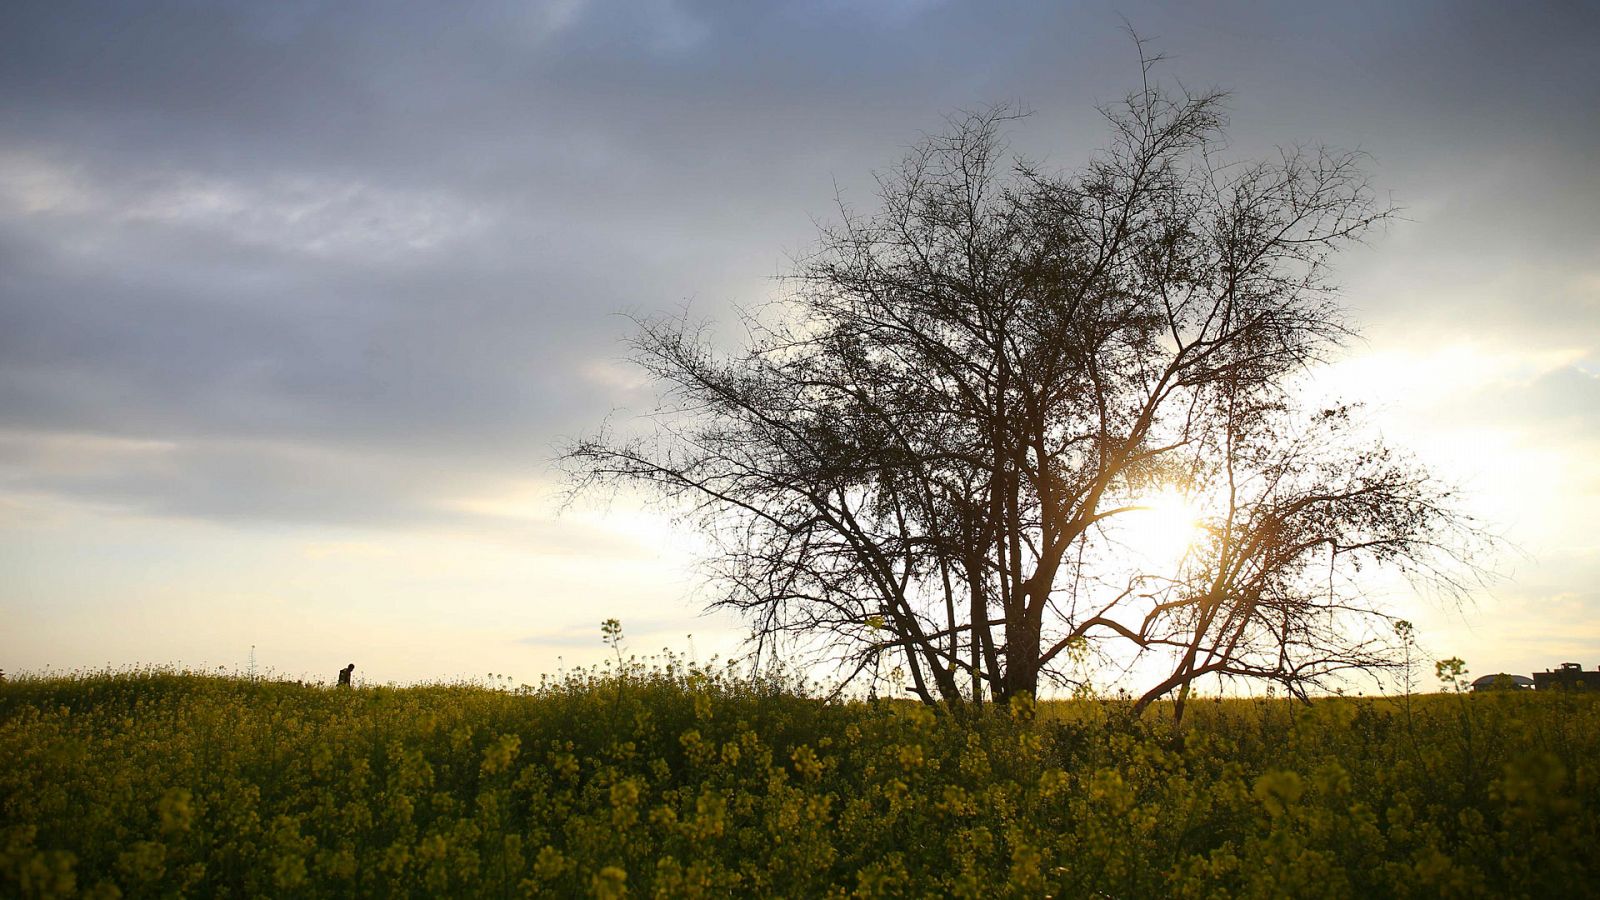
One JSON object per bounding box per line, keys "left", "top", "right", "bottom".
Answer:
{"left": 1116, "top": 403, "right": 1478, "bottom": 722}
{"left": 564, "top": 53, "right": 1478, "bottom": 713}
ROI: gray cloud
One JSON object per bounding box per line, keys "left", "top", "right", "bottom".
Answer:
{"left": 1, "top": 0, "right": 1597, "bottom": 529}
{"left": 1470, "top": 366, "right": 1600, "bottom": 438}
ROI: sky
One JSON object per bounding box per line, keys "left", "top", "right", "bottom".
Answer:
{"left": 1, "top": 0, "right": 1597, "bottom": 688}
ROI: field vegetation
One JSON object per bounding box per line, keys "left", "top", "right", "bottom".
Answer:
{"left": 3, "top": 656, "right": 1596, "bottom": 898}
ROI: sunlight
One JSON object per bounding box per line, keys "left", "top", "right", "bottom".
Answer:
{"left": 1121, "top": 487, "right": 1202, "bottom": 568}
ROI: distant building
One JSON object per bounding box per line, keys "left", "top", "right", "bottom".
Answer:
{"left": 1470, "top": 673, "right": 1534, "bottom": 692}
{"left": 1533, "top": 662, "right": 1600, "bottom": 690}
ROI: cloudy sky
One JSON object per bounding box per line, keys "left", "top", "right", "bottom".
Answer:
{"left": 2, "top": 0, "right": 1596, "bottom": 686}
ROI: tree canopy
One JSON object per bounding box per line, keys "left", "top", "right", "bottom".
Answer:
{"left": 566, "top": 59, "right": 1480, "bottom": 716}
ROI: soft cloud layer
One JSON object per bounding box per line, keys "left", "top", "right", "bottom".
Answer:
{"left": 1, "top": 0, "right": 1596, "bottom": 683}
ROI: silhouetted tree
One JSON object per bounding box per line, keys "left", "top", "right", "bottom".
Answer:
{"left": 565, "top": 51, "right": 1480, "bottom": 714}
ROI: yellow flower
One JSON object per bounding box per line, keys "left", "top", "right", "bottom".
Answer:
{"left": 157, "top": 787, "right": 193, "bottom": 834}
{"left": 791, "top": 745, "right": 823, "bottom": 782}
{"left": 592, "top": 864, "right": 627, "bottom": 899}
{"left": 481, "top": 733, "right": 521, "bottom": 775}
{"left": 532, "top": 845, "right": 567, "bottom": 881}
{"left": 1252, "top": 770, "right": 1305, "bottom": 818}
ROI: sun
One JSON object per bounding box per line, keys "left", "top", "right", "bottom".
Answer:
{"left": 1120, "top": 487, "right": 1203, "bottom": 567}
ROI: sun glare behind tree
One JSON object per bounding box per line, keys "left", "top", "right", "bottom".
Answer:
{"left": 1116, "top": 487, "right": 1203, "bottom": 571}
{"left": 565, "top": 48, "right": 1485, "bottom": 712}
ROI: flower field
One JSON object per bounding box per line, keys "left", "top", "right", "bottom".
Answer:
{"left": 3, "top": 662, "right": 1597, "bottom": 898}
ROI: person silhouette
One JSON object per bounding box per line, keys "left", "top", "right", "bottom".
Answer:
{"left": 338, "top": 663, "right": 355, "bottom": 687}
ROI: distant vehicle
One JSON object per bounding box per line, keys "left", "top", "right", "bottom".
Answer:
{"left": 1470, "top": 673, "right": 1535, "bottom": 692}
{"left": 1532, "top": 663, "right": 1600, "bottom": 691}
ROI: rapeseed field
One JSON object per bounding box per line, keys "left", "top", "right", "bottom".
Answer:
{"left": 2, "top": 658, "right": 1596, "bottom": 897}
